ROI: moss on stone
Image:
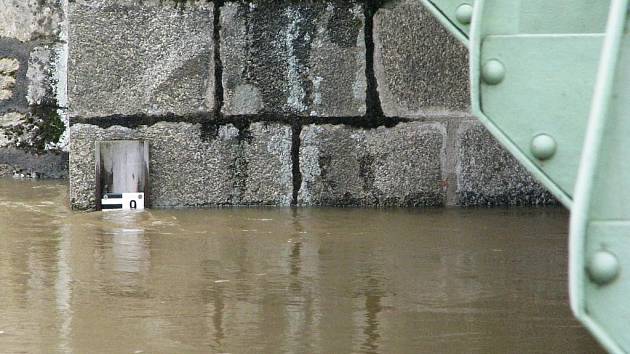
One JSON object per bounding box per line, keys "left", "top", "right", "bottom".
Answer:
{"left": 36, "top": 107, "right": 64, "bottom": 150}
{"left": 3, "top": 106, "right": 65, "bottom": 153}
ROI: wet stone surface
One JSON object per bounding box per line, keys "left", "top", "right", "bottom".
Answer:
{"left": 220, "top": 1, "right": 366, "bottom": 117}
{"left": 26, "top": 44, "right": 60, "bottom": 106}
{"left": 69, "top": 122, "right": 293, "bottom": 210}
{"left": 0, "top": 42, "right": 66, "bottom": 152}
{"left": 68, "top": 0, "right": 215, "bottom": 118}
{"left": 0, "top": 147, "right": 68, "bottom": 178}
{"left": 299, "top": 122, "right": 446, "bottom": 207}
{"left": 0, "top": 27, "right": 67, "bottom": 154}
{"left": 0, "top": 58, "right": 19, "bottom": 102}
{"left": 373, "top": 0, "right": 469, "bottom": 118}
{"left": 456, "top": 121, "right": 558, "bottom": 207}
{"left": 0, "top": 112, "right": 26, "bottom": 147}
{"left": 0, "top": 39, "right": 31, "bottom": 115}
{"left": 0, "top": 0, "right": 63, "bottom": 42}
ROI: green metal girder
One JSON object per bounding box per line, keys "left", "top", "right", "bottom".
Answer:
{"left": 569, "top": 0, "right": 630, "bottom": 352}
{"left": 480, "top": 35, "right": 602, "bottom": 200}
{"left": 469, "top": 0, "right": 629, "bottom": 351}
{"left": 470, "top": 0, "right": 611, "bottom": 208}
{"left": 427, "top": 0, "right": 630, "bottom": 351}
{"left": 419, "top": 0, "right": 473, "bottom": 45}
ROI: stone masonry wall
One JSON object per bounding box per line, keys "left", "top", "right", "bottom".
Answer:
{"left": 0, "top": 0, "right": 68, "bottom": 178}
{"left": 1, "top": 0, "right": 556, "bottom": 208}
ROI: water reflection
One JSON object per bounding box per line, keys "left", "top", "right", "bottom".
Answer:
{"left": 0, "top": 179, "right": 603, "bottom": 353}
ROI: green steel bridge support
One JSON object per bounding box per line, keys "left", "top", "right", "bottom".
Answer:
{"left": 421, "top": 1, "right": 630, "bottom": 352}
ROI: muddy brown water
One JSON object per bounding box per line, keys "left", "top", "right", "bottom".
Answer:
{"left": 0, "top": 179, "right": 603, "bottom": 354}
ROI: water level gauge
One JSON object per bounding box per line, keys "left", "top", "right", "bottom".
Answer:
{"left": 101, "top": 193, "right": 145, "bottom": 210}
{"left": 95, "top": 140, "right": 150, "bottom": 211}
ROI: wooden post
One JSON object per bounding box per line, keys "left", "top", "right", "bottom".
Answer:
{"left": 95, "top": 140, "right": 150, "bottom": 211}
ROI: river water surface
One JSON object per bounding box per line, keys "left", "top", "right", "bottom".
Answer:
{"left": 0, "top": 179, "right": 603, "bottom": 353}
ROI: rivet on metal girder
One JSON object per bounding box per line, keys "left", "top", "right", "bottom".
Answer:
{"left": 455, "top": 4, "right": 473, "bottom": 25}
{"left": 531, "top": 134, "right": 557, "bottom": 161}
{"left": 481, "top": 59, "right": 505, "bottom": 85}
{"left": 587, "top": 250, "right": 620, "bottom": 286}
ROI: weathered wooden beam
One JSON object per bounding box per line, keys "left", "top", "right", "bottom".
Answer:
{"left": 95, "top": 140, "right": 149, "bottom": 211}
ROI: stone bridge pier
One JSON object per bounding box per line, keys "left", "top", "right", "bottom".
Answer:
{"left": 0, "top": 0, "right": 557, "bottom": 209}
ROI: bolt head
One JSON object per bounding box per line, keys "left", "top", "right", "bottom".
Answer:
{"left": 481, "top": 59, "right": 505, "bottom": 85}
{"left": 588, "top": 250, "right": 620, "bottom": 286}
{"left": 531, "top": 134, "right": 557, "bottom": 161}
{"left": 455, "top": 4, "right": 473, "bottom": 25}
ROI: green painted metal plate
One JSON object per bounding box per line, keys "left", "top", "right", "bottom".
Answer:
{"left": 569, "top": 1, "right": 630, "bottom": 351}
{"left": 480, "top": 35, "right": 602, "bottom": 199}
{"left": 420, "top": 0, "right": 473, "bottom": 45}
{"left": 466, "top": 0, "right": 628, "bottom": 352}
{"left": 470, "top": 0, "right": 611, "bottom": 208}
{"left": 427, "top": 1, "right": 629, "bottom": 349}
{"left": 471, "top": 1, "right": 609, "bottom": 36}
{"left": 583, "top": 223, "right": 630, "bottom": 352}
